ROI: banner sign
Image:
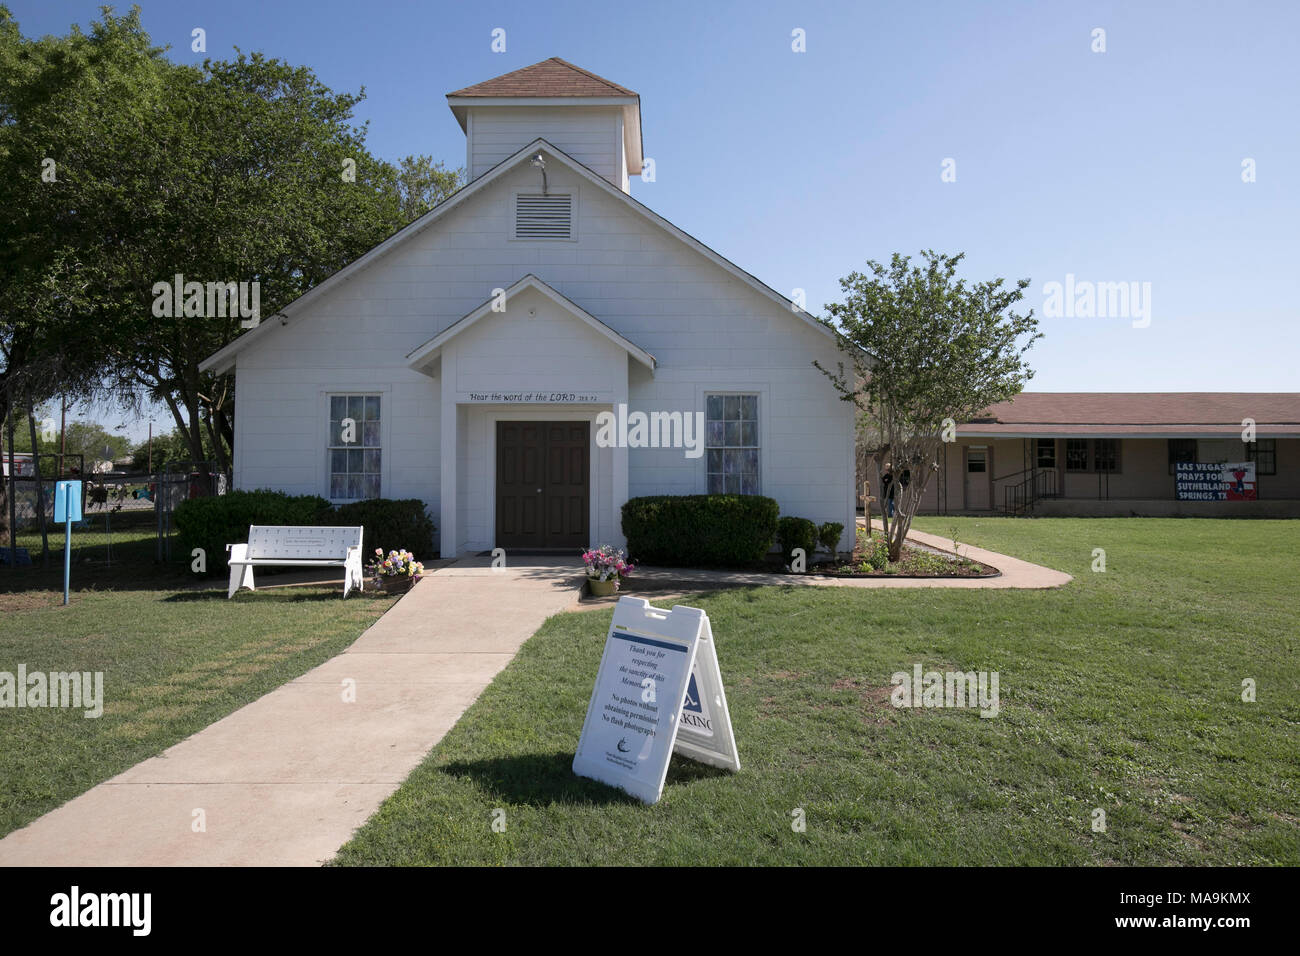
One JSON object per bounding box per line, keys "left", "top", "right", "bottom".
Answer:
{"left": 1175, "top": 461, "right": 1257, "bottom": 501}
{"left": 573, "top": 597, "right": 738, "bottom": 804}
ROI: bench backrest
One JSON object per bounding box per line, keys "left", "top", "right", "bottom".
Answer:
{"left": 246, "top": 525, "right": 363, "bottom": 560}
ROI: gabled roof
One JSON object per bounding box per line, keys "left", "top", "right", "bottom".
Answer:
{"left": 406, "top": 274, "right": 656, "bottom": 373}
{"left": 961, "top": 392, "right": 1300, "bottom": 438}
{"left": 447, "top": 57, "right": 636, "bottom": 98}
{"left": 199, "top": 137, "right": 836, "bottom": 376}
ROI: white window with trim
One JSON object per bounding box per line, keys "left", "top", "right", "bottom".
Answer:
{"left": 705, "top": 393, "right": 760, "bottom": 494}
{"left": 328, "top": 394, "right": 381, "bottom": 500}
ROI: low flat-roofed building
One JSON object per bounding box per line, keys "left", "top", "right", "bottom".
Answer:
{"left": 905, "top": 393, "right": 1300, "bottom": 516}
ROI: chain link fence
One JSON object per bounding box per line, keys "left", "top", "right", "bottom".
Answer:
{"left": 1, "top": 454, "right": 227, "bottom": 571}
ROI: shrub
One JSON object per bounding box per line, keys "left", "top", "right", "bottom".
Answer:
{"left": 776, "top": 516, "right": 818, "bottom": 565}
{"left": 174, "top": 489, "right": 330, "bottom": 575}
{"left": 332, "top": 498, "right": 435, "bottom": 561}
{"left": 175, "top": 491, "right": 436, "bottom": 576}
{"left": 817, "top": 521, "right": 845, "bottom": 555}
{"left": 861, "top": 530, "right": 890, "bottom": 571}
{"left": 621, "top": 494, "right": 778, "bottom": 566}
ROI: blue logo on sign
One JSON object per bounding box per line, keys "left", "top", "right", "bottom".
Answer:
{"left": 684, "top": 672, "right": 702, "bottom": 713}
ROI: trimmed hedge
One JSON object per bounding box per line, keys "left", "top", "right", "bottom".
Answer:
{"left": 174, "top": 490, "right": 435, "bottom": 576}
{"left": 175, "top": 490, "right": 330, "bottom": 575}
{"left": 332, "top": 498, "right": 435, "bottom": 561}
{"left": 621, "top": 494, "right": 779, "bottom": 566}
{"left": 776, "top": 516, "right": 817, "bottom": 565}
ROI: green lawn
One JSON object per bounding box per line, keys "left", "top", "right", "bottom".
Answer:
{"left": 0, "top": 565, "right": 397, "bottom": 838}
{"left": 333, "top": 518, "right": 1299, "bottom": 866}
{"left": 7, "top": 507, "right": 161, "bottom": 567}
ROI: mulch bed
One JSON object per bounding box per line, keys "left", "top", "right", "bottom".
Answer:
{"left": 808, "top": 538, "right": 999, "bottom": 578}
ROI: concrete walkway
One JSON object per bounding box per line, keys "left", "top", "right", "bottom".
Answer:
{"left": 0, "top": 558, "right": 584, "bottom": 867}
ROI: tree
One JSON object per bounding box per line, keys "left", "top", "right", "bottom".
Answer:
{"left": 6, "top": 410, "right": 128, "bottom": 460}
{"left": 129, "top": 427, "right": 214, "bottom": 471}
{"left": 389, "top": 154, "right": 462, "bottom": 223}
{"left": 817, "top": 251, "right": 1041, "bottom": 561}
{"left": 0, "top": 5, "right": 149, "bottom": 498}
{"left": 0, "top": 7, "right": 463, "bottom": 476}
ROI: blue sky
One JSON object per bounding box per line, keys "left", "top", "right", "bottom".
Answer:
{"left": 13, "top": 0, "right": 1299, "bottom": 442}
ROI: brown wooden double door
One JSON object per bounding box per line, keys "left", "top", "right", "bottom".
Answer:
{"left": 495, "top": 421, "right": 589, "bottom": 551}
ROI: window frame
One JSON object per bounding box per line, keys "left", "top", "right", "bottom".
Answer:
{"left": 324, "top": 391, "right": 386, "bottom": 503}
{"left": 1065, "top": 438, "right": 1090, "bottom": 473}
{"left": 704, "top": 391, "right": 761, "bottom": 495}
{"left": 1092, "top": 438, "right": 1122, "bottom": 474}
{"left": 1035, "top": 438, "right": 1057, "bottom": 470}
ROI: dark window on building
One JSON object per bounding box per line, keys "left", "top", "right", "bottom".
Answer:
{"left": 1094, "top": 439, "right": 1120, "bottom": 473}
{"left": 1247, "top": 438, "right": 1277, "bottom": 475}
{"left": 1168, "top": 438, "right": 1197, "bottom": 475}
{"left": 328, "top": 394, "right": 381, "bottom": 500}
{"left": 706, "top": 393, "right": 760, "bottom": 494}
{"left": 1066, "top": 439, "right": 1090, "bottom": 472}
{"left": 1035, "top": 438, "right": 1056, "bottom": 469}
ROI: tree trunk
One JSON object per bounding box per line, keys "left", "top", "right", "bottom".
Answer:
{"left": 201, "top": 401, "right": 229, "bottom": 476}
{"left": 27, "top": 401, "right": 49, "bottom": 568}
{"left": 184, "top": 394, "right": 205, "bottom": 466}
{"left": 160, "top": 391, "right": 202, "bottom": 466}
{"left": 886, "top": 464, "right": 937, "bottom": 562}
{"left": 5, "top": 388, "right": 16, "bottom": 561}
{"left": 874, "top": 451, "right": 891, "bottom": 552}
{"left": 0, "top": 414, "right": 9, "bottom": 546}
{"left": 215, "top": 403, "right": 233, "bottom": 472}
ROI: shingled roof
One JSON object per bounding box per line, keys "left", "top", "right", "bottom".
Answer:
{"left": 447, "top": 57, "right": 637, "bottom": 98}
{"left": 961, "top": 393, "right": 1300, "bottom": 437}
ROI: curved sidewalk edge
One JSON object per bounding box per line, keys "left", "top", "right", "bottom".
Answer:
{"left": 856, "top": 521, "right": 1073, "bottom": 589}
{"left": 604, "top": 522, "right": 1072, "bottom": 595}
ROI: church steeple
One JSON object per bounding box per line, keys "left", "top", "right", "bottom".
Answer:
{"left": 447, "top": 57, "right": 643, "bottom": 193}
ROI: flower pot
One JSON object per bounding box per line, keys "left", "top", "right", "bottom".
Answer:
{"left": 588, "top": 577, "right": 617, "bottom": 597}
{"left": 378, "top": 575, "right": 416, "bottom": 595}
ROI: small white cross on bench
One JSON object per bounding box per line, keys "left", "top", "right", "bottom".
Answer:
{"left": 226, "top": 525, "right": 365, "bottom": 599}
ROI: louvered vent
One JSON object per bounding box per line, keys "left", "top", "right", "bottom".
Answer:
{"left": 515, "top": 193, "right": 573, "bottom": 240}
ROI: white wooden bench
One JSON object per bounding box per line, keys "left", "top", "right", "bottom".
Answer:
{"left": 226, "top": 525, "right": 365, "bottom": 599}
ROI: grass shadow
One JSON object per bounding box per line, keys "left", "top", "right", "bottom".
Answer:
{"left": 439, "top": 749, "right": 732, "bottom": 806}
{"left": 162, "top": 587, "right": 356, "bottom": 604}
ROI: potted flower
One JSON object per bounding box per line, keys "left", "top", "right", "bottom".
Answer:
{"left": 582, "top": 545, "right": 633, "bottom": 597}
{"left": 368, "top": 548, "right": 425, "bottom": 594}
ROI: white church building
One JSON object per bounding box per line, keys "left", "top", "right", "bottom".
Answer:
{"left": 200, "top": 58, "right": 856, "bottom": 558}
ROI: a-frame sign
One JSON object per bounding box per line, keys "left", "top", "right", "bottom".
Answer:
{"left": 573, "top": 597, "right": 739, "bottom": 804}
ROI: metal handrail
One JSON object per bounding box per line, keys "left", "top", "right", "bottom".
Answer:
{"left": 1003, "top": 468, "right": 1058, "bottom": 514}
{"left": 992, "top": 466, "right": 1036, "bottom": 483}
